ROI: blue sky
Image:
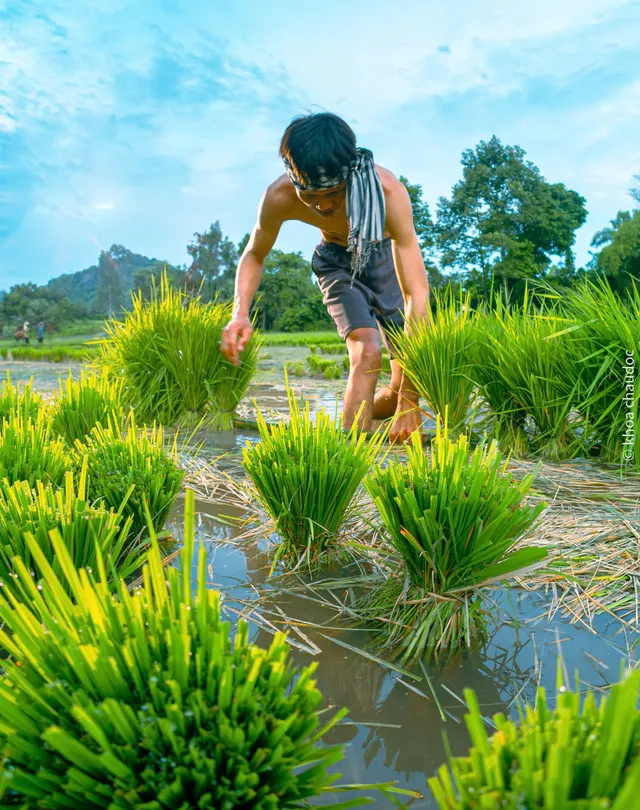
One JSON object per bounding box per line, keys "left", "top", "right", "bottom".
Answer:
{"left": 1, "top": 0, "right": 639, "bottom": 287}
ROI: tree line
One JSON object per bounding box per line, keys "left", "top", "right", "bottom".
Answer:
{"left": 2, "top": 136, "right": 638, "bottom": 334}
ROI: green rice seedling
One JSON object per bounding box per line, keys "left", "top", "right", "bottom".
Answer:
{"left": 243, "top": 379, "right": 386, "bottom": 565}
{"left": 10, "top": 346, "right": 96, "bottom": 362}
{"left": 429, "top": 664, "right": 640, "bottom": 809}
{"left": 306, "top": 354, "right": 339, "bottom": 374}
{"left": 284, "top": 360, "right": 306, "bottom": 377}
{"left": 363, "top": 417, "right": 546, "bottom": 661}
{"left": 0, "top": 491, "right": 375, "bottom": 809}
{"left": 392, "top": 289, "right": 480, "bottom": 435}
{"left": 0, "top": 460, "right": 144, "bottom": 594}
{"left": 562, "top": 277, "right": 640, "bottom": 466}
{"left": 319, "top": 344, "right": 345, "bottom": 355}
{"left": 261, "top": 331, "right": 342, "bottom": 347}
{"left": 468, "top": 307, "right": 530, "bottom": 456}
{"left": 323, "top": 361, "right": 342, "bottom": 380}
{"left": 0, "top": 373, "right": 43, "bottom": 426}
{"left": 50, "top": 370, "right": 125, "bottom": 446}
{"left": 97, "top": 271, "right": 259, "bottom": 429}
{"left": 0, "top": 409, "right": 69, "bottom": 490}
{"left": 77, "top": 416, "right": 184, "bottom": 543}
{"left": 343, "top": 354, "right": 350, "bottom": 373}
{"left": 486, "top": 294, "right": 587, "bottom": 460}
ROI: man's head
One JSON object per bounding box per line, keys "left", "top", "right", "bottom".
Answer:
{"left": 279, "top": 112, "right": 356, "bottom": 216}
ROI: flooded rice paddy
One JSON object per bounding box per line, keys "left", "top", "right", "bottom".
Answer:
{"left": 12, "top": 358, "right": 640, "bottom": 807}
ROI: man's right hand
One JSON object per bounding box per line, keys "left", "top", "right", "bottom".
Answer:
{"left": 221, "top": 316, "right": 253, "bottom": 366}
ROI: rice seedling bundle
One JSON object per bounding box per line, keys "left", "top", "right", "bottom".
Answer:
{"left": 306, "top": 354, "right": 339, "bottom": 374}
{"left": 76, "top": 418, "right": 184, "bottom": 543}
{"left": 0, "top": 460, "right": 144, "bottom": 593}
{"left": 318, "top": 344, "right": 345, "bottom": 356}
{"left": 0, "top": 492, "right": 363, "bottom": 809}
{"left": 392, "top": 289, "right": 479, "bottom": 435}
{"left": 467, "top": 308, "right": 530, "bottom": 456}
{"left": 243, "top": 382, "right": 385, "bottom": 564}
{"left": 562, "top": 277, "right": 640, "bottom": 466}
{"left": 0, "top": 373, "right": 42, "bottom": 426}
{"left": 9, "top": 346, "right": 96, "bottom": 362}
{"left": 261, "top": 332, "right": 341, "bottom": 347}
{"left": 283, "top": 360, "right": 306, "bottom": 377}
{"left": 0, "top": 409, "right": 69, "bottom": 490}
{"left": 429, "top": 666, "right": 640, "bottom": 809}
{"left": 97, "top": 272, "right": 259, "bottom": 429}
{"left": 50, "top": 370, "right": 126, "bottom": 446}
{"left": 363, "top": 419, "right": 546, "bottom": 660}
{"left": 323, "top": 362, "right": 341, "bottom": 380}
{"left": 485, "top": 295, "right": 585, "bottom": 460}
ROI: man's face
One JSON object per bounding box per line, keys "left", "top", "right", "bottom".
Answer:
{"left": 296, "top": 179, "right": 348, "bottom": 217}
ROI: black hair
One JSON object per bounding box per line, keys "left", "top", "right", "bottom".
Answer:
{"left": 279, "top": 112, "right": 357, "bottom": 186}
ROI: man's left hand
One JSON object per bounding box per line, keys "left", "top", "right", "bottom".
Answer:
{"left": 389, "top": 401, "right": 422, "bottom": 444}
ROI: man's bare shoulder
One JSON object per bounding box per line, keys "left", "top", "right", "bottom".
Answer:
{"left": 262, "top": 174, "right": 298, "bottom": 221}
{"left": 375, "top": 164, "right": 407, "bottom": 198}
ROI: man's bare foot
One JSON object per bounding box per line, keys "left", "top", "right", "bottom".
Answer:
{"left": 389, "top": 408, "right": 422, "bottom": 444}
{"left": 373, "top": 385, "right": 399, "bottom": 420}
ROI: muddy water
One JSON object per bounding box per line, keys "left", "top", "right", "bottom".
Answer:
{"left": 17, "top": 360, "right": 637, "bottom": 807}
{"left": 0, "top": 360, "right": 85, "bottom": 394}
{"left": 163, "top": 491, "right": 633, "bottom": 808}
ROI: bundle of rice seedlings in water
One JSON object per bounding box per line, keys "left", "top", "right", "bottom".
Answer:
{"left": 0, "top": 492, "right": 373, "bottom": 809}
{"left": 363, "top": 417, "right": 546, "bottom": 661}
{"left": 0, "top": 373, "right": 43, "bottom": 426}
{"left": 323, "top": 362, "right": 341, "bottom": 380}
{"left": 0, "top": 409, "right": 69, "bottom": 490}
{"left": 486, "top": 293, "right": 586, "bottom": 460}
{"left": 243, "top": 380, "right": 385, "bottom": 565}
{"left": 563, "top": 277, "right": 640, "bottom": 466}
{"left": 392, "top": 289, "right": 480, "bottom": 436}
{"left": 76, "top": 416, "right": 184, "bottom": 543}
{"left": 429, "top": 665, "right": 640, "bottom": 809}
{"left": 97, "top": 271, "right": 259, "bottom": 430}
{"left": 0, "top": 459, "right": 144, "bottom": 594}
{"left": 50, "top": 369, "right": 125, "bottom": 446}
{"left": 283, "top": 360, "right": 306, "bottom": 377}
{"left": 468, "top": 306, "right": 530, "bottom": 456}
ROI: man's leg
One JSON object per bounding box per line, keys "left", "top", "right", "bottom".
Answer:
{"left": 373, "top": 359, "right": 403, "bottom": 419}
{"left": 343, "top": 327, "right": 382, "bottom": 431}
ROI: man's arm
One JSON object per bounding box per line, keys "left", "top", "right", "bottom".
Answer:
{"left": 221, "top": 189, "right": 284, "bottom": 366}
{"left": 386, "top": 181, "right": 431, "bottom": 325}
{"left": 385, "top": 180, "right": 431, "bottom": 435}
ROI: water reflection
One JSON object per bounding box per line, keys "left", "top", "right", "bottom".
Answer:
{"left": 165, "top": 489, "right": 633, "bottom": 808}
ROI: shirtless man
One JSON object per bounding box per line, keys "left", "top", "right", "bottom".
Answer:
{"left": 221, "top": 112, "right": 430, "bottom": 442}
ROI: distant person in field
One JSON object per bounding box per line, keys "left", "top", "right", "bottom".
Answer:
{"left": 37, "top": 321, "right": 45, "bottom": 343}
{"left": 221, "top": 112, "right": 430, "bottom": 443}
{"left": 22, "top": 321, "right": 29, "bottom": 344}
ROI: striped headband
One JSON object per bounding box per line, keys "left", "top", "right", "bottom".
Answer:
{"left": 283, "top": 147, "right": 386, "bottom": 279}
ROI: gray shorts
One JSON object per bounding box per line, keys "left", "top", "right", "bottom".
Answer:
{"left": 311, "top": 237, "right": 405, "bottom": 341}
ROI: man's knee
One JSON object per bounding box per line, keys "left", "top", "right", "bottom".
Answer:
{"left": 347, "top": 329, "right": 382, "bottom": 374}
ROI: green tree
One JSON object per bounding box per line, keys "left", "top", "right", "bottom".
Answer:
{"left": 131, "top": 262, "right": 187, "bottom": 301}
{"left": 436, "top": 136, "right": 587, "bottom": 302}
{"left": 238, "top": 233, "right": 251, "bottom": 256}
{"left": 0, "top": 283, "right": 88, "bottom": 335}
{"left": 589, "top": 210, "right": 640, "bottom": 293}
{"left": 254, "top": 250, "right": 331, "bottom": 332}
{"left": 186, "top": 222, "right": 238, "bottom": 300}
{"left": 94, "top": 250, "right": 124, "bottom": 318}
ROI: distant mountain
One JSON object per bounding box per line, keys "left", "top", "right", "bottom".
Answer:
{"left": 46, "top": 245, "right": 161, "bottom": 307}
